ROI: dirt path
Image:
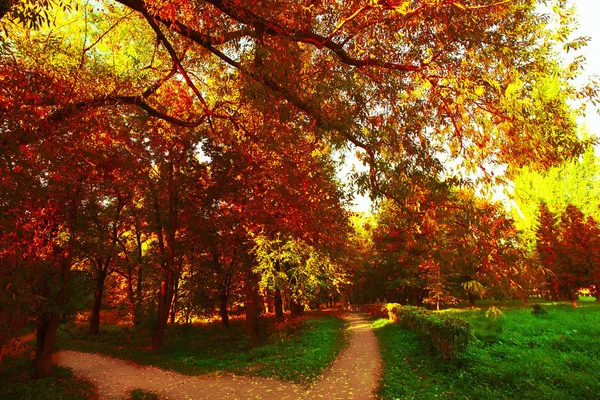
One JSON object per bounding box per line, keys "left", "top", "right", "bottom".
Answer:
{"left": 54, "top": 313, "right": 381, "bottom": 400}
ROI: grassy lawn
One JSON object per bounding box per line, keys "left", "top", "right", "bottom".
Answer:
{"left": 374, "top": 297, "right": 600, "bottom": 400}
{"left": 0, "top": 357, "right": 98, "bottom": 400}
{"left": 56, "top": 313, "right": 348, "bottom": 385}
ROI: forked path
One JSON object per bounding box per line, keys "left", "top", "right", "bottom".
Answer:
{"left": 54, "top": 313, "right": 381, "bottom": 400}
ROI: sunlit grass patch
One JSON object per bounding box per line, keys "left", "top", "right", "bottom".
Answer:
{"left": 374, "top": 301, "right": 600, "bottom": 399}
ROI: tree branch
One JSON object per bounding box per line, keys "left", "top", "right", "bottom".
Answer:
{"left": 140, "top": 9, "right": 213, "bottom": 114}
{"left": 48, "top": 95, "right": 209, "bottom": 127}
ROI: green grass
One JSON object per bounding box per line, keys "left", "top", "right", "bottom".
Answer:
{"left": 57, "top": 313, "right": 348, "bottom": 385}
{"left": 0, "top": 357, "right": 98, "bottom": 400}
{"left": 374, "top": 298, "right": 600, "bottom": 399}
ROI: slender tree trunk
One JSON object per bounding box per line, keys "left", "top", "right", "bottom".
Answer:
{"left": 468, "top": 292, "right": 475, "bottom": 309}
{"left": 152, "top": 270, "right": 174, "bottom": 348}
{"left": 134, "top": 266, "right": 143, "bottom": 325}
{"left": 90, "top": 267, "right": 107, "bottom": 335}
{"left": 244, "top": 274, "right": 259, "bottom": 344}
{"left": 290, "top": 299, "right": 304, "bottom": 317}
{"left": 34, "top": 313, "right": 61, "bottom": 379}
{"left": 170, "top": 274, "right": 179, "bottom": 325}
{"left": 218, "top": 290, "right": 229, "bottom": 327}
{"left": 571, "top": 299, "right": 579, "bottom": 308}
{"left": 151, "top": 158, "right": 177, "bottom": 349}
{"left": 274, "top": 288, "right": 284, "bottom": 319}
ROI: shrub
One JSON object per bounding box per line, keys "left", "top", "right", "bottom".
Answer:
{"left": 368, "top": 304, "right": 472, "bottom": 360}
{"left": 531, "top": 304, "right": 547, "bottom": 315}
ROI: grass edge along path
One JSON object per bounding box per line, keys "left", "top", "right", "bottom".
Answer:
{"left": 54, "top": 312, "right": 381, "bottom": 399}
{"left": 373, "top": 299, "right": 600, "bottom": 400}
{"left": 57, "top": 312, "right": 349, "bottom": 385}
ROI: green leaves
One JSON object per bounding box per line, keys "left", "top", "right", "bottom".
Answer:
{"left": 367, "top": 304, "right": 473, "bottom": 360}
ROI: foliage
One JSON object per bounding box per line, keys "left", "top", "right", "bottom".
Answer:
{"left": 373, "top": 299, "right": 600, "bottom": 399}
{"left": 1, "top": 0, "right": 599, "bottom": 378}
{"left": 365, "top": 304, "right": 472, "bottom": 360}
{"left": 253, "top": 234, "right": 348, "bottom": 306}
{"left": 0, "top": 357, "right": 98, "bottom": 400}
{"left": 361, "top": 303, "right": 389, "bottom": 320}
{"left": 535, "top": 203, "right": 600, "bottom": 303}
{"left": 395, "top": 306, "right": 472, "bottom": 360}
{"left": 358, "top": 189, "right": 533, "bottom": 308}
{"left": 485, "top": 305, "right": 504, "bottom": 319}
{"left": 56, "top": 315, "right": 347, "bottom": 384}
{"left": 512, "top": 145, "right": 600, "bottom": 238}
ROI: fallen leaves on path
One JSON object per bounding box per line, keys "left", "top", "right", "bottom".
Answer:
{"left": 54, "top": 313, "right": 381, "bottom": 400}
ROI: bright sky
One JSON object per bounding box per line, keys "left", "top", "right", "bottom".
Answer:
{"left": 347, "top": 0, "right": 600, "bottom": 214}
{"left": 572, "top": 0, "right": 600, "bottom": 137}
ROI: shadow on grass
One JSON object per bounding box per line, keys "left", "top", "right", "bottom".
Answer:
{"left": 0, "top": 357, "right": 98, "bottom": 400}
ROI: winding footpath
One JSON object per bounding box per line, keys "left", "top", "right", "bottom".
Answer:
{"left": 54, "top": 313, "right": 382, "bottom": 400}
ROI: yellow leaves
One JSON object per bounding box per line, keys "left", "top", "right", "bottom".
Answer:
{"left": 505, "top": 80, "right": 523, "bottom": 100}
{"left": 474, "top": 85, "right": 485, "bottom": 98}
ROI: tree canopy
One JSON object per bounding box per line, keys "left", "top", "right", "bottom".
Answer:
{"left": 1, "top": 0, "right": 598, "bottom": 379}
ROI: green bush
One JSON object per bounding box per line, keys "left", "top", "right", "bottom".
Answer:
{"left": 365, "top": 304, "right": 472, "bottom": 360}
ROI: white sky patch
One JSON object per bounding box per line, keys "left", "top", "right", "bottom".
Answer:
{"left": 334, "top": 147, "right": 372, "bottom": 213}
{"left": 571, "top": 0, "right": 600, "bottom": 147}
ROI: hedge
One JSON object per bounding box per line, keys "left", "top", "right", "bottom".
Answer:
{"left": 364, "top": 303, "right": 472, "bottom": 360}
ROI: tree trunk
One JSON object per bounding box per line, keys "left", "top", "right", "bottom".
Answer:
{"left": 170, "top": 274, "right": 179, "bottom": 325}
{"left": 133, "top": 224, "right": 145, "bottom": 326}
{"left": 290, "top": 299, "right": 304, "bottom": 317}
{"left": 134, "top": 266, "right": 143, "bottom": 325}
{"left": 571, "top": 299, "right": 579, "bottom": 308}
{"left": 152, "top": 270, "right": 174, "bottom": 349}
{"left": 151, "top": 157, "right": 177, "bottom": 349}
{"left": 33, "top": 313, "right": 61, "bottom": 379}
{"left": 90, "top": 268, "right": 107, "bottom": 335}
{"left": 218, "top": 290, "right": 229, "bottom": 327}
{"left": 244, "top": 274, "right": 259, "bottom": 344}
{"left": 34, "top": 246, "right": 73, "bottom": 378}
{"left": 274, "top": 288, "right": 284, "bottom": 319}
{"left": 468, "top": 292, "right": 475, "bottom": 309}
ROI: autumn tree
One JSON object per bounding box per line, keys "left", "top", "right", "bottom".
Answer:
{"left": 2, "top": 0, "right": 599, "bottom": 377}
{"left": 365, "top": 187, "right": 532, "bottom": 308}
{"left": 537, "top": 204, "right": 600, "bottom": 306}
{"left": 512, "top": 145, "right": 600, "bottom": 243}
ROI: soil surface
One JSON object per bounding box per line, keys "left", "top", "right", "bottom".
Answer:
{"left": 54, "top": 313, "right": 381, "bottom": 399}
